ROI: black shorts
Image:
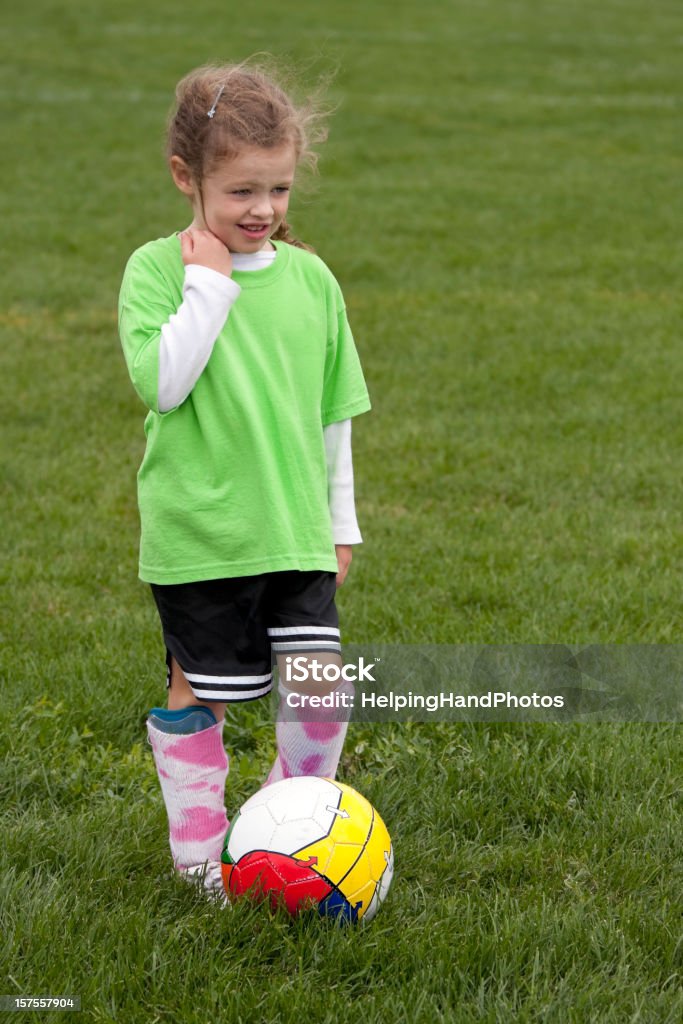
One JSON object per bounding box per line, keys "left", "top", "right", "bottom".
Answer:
{"left": 150, "top": 570, "right": 339, "bottom": 704}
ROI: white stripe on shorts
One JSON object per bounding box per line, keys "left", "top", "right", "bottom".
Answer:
{"left": 184, "top": 670, "right": 273, "bottom": 703}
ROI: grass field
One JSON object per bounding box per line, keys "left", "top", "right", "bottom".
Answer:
{"left": 1, "top": 0, "right": 682, "bottom": 1020}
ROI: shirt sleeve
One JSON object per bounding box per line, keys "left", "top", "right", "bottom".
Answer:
{"left": 321, "top": 277, "right": 371, "bottom": 426}
{"left": 323, "top": 419, "right": 362, "bottom": 545}
{"left": 118, "top": 249, "right": 239, "bottom": 415}
{"left": 158, "top": 265, "right": 241, "bottom": 412}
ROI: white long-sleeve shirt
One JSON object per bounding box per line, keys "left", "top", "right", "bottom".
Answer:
{"left": 156, "top": 249, "right": 362, "bottom": 545}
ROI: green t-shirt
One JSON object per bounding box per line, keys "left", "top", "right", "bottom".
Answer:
{"left": 118, "top": 236, "right": 371, "bottom": 584}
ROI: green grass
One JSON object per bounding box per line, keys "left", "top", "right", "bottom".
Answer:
{"left": 1, "top": 0, "right": 682, "bottom": 1020}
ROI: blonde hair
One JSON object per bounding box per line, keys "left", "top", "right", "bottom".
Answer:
{"left": 166, "top": 57, "right": 331, "bottom": 251}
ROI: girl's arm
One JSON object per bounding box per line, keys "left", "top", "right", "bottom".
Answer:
{"left": 158, "top": 228, "right": 240, "bottom": 412}
{"left": 324, "top": 418, "right": 361, "bottom": 545}
{"left": 119, "top": 232, "right": 238, "bottom": 415}
{"left": 157, "top": 264, "right": 240, "bottom": 412}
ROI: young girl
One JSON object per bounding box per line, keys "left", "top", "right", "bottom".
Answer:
{"left": 118, "top": 61, "right": 370, "bottom": 895}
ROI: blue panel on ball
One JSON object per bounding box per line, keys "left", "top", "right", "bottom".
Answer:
{"left": 318, "top": 889, "right": 360, "bottom": 923}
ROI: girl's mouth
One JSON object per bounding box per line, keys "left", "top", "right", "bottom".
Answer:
{"left": 238, "top": 224, "right": 270, "bottom": 239}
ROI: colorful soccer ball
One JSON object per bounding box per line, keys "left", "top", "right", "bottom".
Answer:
{"left": 221, "top": 776, "right": 393, "bottom": 923}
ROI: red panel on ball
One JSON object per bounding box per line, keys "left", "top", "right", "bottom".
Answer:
{"left": 227, "top": 850, "right": 334, "bottom": 916}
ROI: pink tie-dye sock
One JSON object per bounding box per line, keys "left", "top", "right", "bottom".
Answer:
{"left": 264, "top": 679, "right": 354, "bottom": 787}
{"left": 147, "top": 717, "right": 230, "bottom": 877}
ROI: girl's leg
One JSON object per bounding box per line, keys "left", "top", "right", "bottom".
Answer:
{"left": 264, "top": 652, "right": 354, "bottom": 786}
{"left": 166, "top": 655, "right": 226, "bottom": 722}
{"left": 147, "top": 656, "right": 230, "bottom": 887}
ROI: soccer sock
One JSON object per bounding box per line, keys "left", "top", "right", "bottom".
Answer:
{"left": 264, "top": 678, "right": 354, "bottom": 787}
{"left": 146, "top": 710, "right": 230, "bottom": 873}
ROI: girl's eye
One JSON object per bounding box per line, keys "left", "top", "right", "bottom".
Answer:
{"left": 229, "top": 187, "right": 289, "bottom": 196}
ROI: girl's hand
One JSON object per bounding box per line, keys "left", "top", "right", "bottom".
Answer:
{"left": 335, "top": 545, "right": 353, "bottom": 588}
{"left": 179, "top": 228, "right": 233, "bottom": 278}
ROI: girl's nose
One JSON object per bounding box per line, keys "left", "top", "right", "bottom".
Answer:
{"left": 249, "top": 193, "right": 274, "bottom": 219}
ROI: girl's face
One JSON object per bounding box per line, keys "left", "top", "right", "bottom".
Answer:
{"left": 171, "top": 143, "right": 297, "bottom": 253}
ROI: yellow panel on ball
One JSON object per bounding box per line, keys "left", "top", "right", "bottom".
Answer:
{"left": 296, "top": 784, "right": 374, "bottom": 880}
{"left": 336, "top": 812, "right": 392, "bottom": 911}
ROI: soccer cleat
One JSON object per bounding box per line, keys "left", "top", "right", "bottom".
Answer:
{"left": 178, "top": 860, "right": 229, "bottom": 906}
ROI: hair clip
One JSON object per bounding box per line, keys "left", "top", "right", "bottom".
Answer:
{"left": 207, "top": 84, "right": 225, "bottom": 119}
